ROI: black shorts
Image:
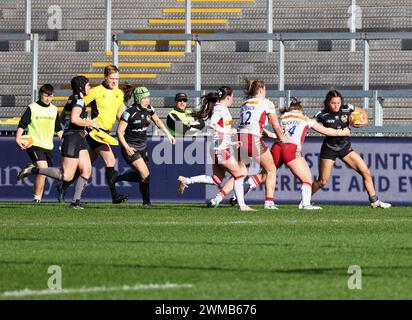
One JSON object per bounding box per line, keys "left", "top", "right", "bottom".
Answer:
{"left": 61, "top": 130, "right": 88, "bottom": 159}
{"left": 121, "top": 143, "right": 149, "bottom": 166}
{"left": 86, "top": 130, "right": 110, "bottom": 150}
{"left": 27, "top": 146, "right": 53, "bottom": 166}
{"left": 320, "top": 141, "right": 354, "bottom": 161}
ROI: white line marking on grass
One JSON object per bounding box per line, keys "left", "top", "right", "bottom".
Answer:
{"left": 0, "top": 221, "right": 263, "bottom": 227}
{"left": 1, "top": 219, "right": 411, "bottom": 228}
{"left": 2, "top": 282, "right": 193, "bottom": 297}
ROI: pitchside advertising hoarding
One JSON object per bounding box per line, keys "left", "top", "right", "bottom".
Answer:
{"left": 1, "top": 136, "right": 412, "bottom": 205}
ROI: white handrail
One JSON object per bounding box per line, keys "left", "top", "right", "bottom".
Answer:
{"left": 25, "top": 0, "right": 31, "bottom": 52}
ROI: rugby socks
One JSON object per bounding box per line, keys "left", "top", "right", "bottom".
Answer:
{"left": 105, "top": 167, "right": 118, "bottom": 198}
{"left": 33, "top": 194, "right": 42, "bottom": 201}
{"left": 369, "top": 195, "right": 378, "bottom": 204}
{"left": 214, "top": 189, "right": 227, "bottom": 205}
{"left": 301, "top": 182, "right": 312, "bottom": 207}
{"left": 247, "top": 175, "right": 261, "bottom": 190}
{"left": 234, "top": 176, "right": 246, "bottom": 207}
{"left": 73, "top": 176, "right": 88, "bottom": 202}
{"left": 139, "top": 182, "right": 151, "bottom": 204}
{"left": 186, "top": 175, "right": 215, "bottom": 185}
{"left": 37, "top": 167, "right": 64, "bottom": 181}
{"left": 265, "top": 197, "right": 274, "bottom": 207}
{"left": 116, "top": 170, "right": 142, "bottom": 183}
{"left": 61, "top": 170, "right": 80, "bottom": 191}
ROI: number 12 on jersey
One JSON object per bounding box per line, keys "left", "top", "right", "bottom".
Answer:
{"left": 240, "top": 111, "right": 252, "bottom": 126}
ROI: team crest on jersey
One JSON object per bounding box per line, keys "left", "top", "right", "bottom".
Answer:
{"left": 341, "top": 115, "right": 348, "bottom": 123}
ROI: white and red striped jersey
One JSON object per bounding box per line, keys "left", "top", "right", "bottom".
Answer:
{"left": 209, "top": 103, "right": 233, "bottom": 150}
{"left": 280, "top": 111, "right": 315, "bottom": 149}
{"left": 238, "top": 98, "right": 277, "bottom": 136}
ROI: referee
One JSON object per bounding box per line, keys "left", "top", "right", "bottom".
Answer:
{"left": 57, "top": 65, "right": 127, "bottom": 203}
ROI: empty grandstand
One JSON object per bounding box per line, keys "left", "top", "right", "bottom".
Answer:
{"left": 1, "top": 0, "right": 412, "bottom": 131}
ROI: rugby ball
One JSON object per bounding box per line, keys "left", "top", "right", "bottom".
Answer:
{"left": 20, "top": 135, "right": 33, "bottom": 148}
{"left": 350, "top": 109, "right": 368, "bottom": 127}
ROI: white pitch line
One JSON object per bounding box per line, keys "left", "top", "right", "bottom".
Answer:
{"left": 2, "top": 282, "right": 193, "bottom": 297}
{"left": 1, "top": 218, "right": 412, "bottom": 228}
{"left": 0, "top": 221, "right": 264, "bottom": 227}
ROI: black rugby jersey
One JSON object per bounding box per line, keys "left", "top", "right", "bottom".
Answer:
{"left": 314, "top": 104, "right": 355, "bottom": 151}
{"left": 64, "top": 94, "right": 88, "bottom": 131}
{"left": 121, "top": 104, "right": 155, "bottom": 146}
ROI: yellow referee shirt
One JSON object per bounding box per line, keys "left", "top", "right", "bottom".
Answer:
{"left": 83, "top": 84, "right": 124, "bottom": 131}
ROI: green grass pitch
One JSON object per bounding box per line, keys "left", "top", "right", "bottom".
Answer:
{"left": 0, "top": 202, "right": 411, "bottom": 300}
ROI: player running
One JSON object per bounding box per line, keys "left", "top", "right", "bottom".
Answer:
{"left": 15, "top": 84, "right": 63, "bottom": 203}
{"left": 56, "top": 65, "right": 128, "bottom": 204}
{"left": 18, "top": 76, "right": 99, "bottom": 209}
{"left": 177, "top": 86, "right": 254, "bottom": 211}
{"left": 237, "top": 79, "right": 284, "bottom": 209}
{"left": 114, "top": 86, "right": 176, "bottom": 207}
{"left": 311, "top": 90, "right": 391, "bottom": 208}
{"left": 239, "top": 98, "right": 351, "bottom": 209}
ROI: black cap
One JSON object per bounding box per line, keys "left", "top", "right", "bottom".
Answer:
{"left": 71, "top": 76, "right": 89, "bottom": 96}
{"left": 175, "top": 93, "right": 188, "bottom": 102}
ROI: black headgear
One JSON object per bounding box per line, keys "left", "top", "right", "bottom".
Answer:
{"left": 71, "top": 76, "right": 89, "bottom": 96}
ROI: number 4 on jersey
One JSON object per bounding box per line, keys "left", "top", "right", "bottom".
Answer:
{"left": 286, "top": 124, "right": 297, "bottom": 136}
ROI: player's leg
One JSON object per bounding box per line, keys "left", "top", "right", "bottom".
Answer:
{"left": 177, "top": 149, "right": 224, "bottom": 194}
{"left": 222, "top": 157, "right": 254, "bottom": 211}
{"left": 209, "top": 177, "right": 234, "bottom": 207}
{"left": 33, "top": 160, "right": 48, "bottom": 203}
{"left": 69, "top": 149, "right": 92, "bottom": 209}
{"left": 244, "top": 142, "right": 281, "bottom": 198}
{"left": 94, "top": 144, "right": 127, "bottom": 203}
{"left": 258, "top": 149, "right": 278, "bottom": 209}
{"left": 311, "top": 158, "right": 335, "bottom": 195}
{"left": 206, "top": 164, "right": 226, "bottom": 207}
{"left": 342, "top": 151, "right": 391, "bottom": 208}
{"left": 57, "top": 133, "right": 91, "bottom": 202}
{"left": 177, "top": 174, "right": 215, "bottom": 194}
{"left": 287, "top": 157, "right": 321, "bottom": 210}
{"left": 129, "top": 157, "right": 151, "bottom": 206}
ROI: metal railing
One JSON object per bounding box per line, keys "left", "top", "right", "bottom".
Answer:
{"left": 112, "top": 31, "right": 412, "bottom": 110}
{"left": 0, "top": 33, "right": 38, "bottom": 101}
{"left": 104, "top": 0, "right": 276, "bottom": 53}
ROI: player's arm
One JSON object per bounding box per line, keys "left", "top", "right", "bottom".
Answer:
{"left": 54, "top": 113, "right": 63, "bottom": 139}
{"left": 16, "top": 107, "right": 31, "bottom": 149}
{"left": 71, "top": 105, "right": 98, "bottom": 129}
{"left": 116, "top": 92, "right": 125, "bottom": 122}
{"left": 151, "top": 113, "right": 176, "bottom": 145}
{"left": 116, "top": 119, "right": 136, "bottom": 156}
{"left": 209, "top": 112, "right": 236, "bottom": 135}
{"left": 262, "top": 128, "right": 277, "bottom": 139}
{"left": 311, "top": 121, "right": 350, "bottom": 136}
{"left": 59, "top": 108, "right": 66, "bottom": 125}
{"left": 167, "top": 113, "right": 188, "bottom": 136}
{"left": 116, "top": 104, "right": 125, "bottom": 122}
{"left": 265, "top": 100, "right": 285, "bottom": 142}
